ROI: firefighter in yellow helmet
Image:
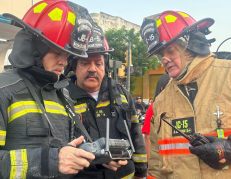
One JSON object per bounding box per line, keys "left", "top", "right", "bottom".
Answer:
{"left": 140, "top": 10, "right": 231, "bottom": 179}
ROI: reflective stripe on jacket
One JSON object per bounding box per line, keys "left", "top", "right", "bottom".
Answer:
{"left": 149, "top": 53, "right": 231, "bottom": 179}
{"left": 0, "top": 69, "right": 73, "bottom": 179}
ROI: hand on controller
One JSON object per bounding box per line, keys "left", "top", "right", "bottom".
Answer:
{"left": 58, "top": 136, "right": 95, "bottom": 174}
{"left": 102, "top": 160, "right": 128, "bottom": 171}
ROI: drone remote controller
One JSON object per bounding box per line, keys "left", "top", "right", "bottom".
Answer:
{"left": 78, "top": 118, "right": 135, "bottom": 164}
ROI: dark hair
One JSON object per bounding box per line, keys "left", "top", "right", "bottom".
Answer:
{"left": 71, "top": 54, "right": 108, "bottom": 72}
{"left": 154, "top": 74, "right": 170, "bottom": 100}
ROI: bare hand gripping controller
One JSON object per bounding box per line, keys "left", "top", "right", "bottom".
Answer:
{"left": 78, "top": 118, "right": 135, "bottom": 164}
{"left": 162, "top": 118, "right": 210, "bottom": 146}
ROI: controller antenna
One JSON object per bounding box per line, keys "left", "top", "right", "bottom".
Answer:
{"left": 124, "top": 120, "right": 135, "bottom": 153}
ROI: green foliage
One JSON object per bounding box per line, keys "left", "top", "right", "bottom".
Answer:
{"left": 105, "top": 26, "right": 159, "bottom": 93}
{"left": 130, "top": 76, "right": 137, "bottom": 95}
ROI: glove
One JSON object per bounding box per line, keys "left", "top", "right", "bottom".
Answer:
{"left": 189, "top": 135, "right": 231, "bottom": 169}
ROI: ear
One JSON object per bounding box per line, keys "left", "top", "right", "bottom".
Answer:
{"left": 72, "top": 60, "right": 78, "bottom": 74}
{"left": 72, "top": 65, "right": 76, "bottom": 74}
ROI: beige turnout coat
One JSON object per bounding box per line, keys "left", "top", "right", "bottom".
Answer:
{"left": 149, "top": 53, "right": 231, "bottom": 179}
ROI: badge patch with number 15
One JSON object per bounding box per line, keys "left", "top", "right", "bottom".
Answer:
{"left": 172, "top": 117, "right": 195, "bottom": 137}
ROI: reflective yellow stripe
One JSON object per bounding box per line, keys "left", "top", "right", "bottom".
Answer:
{"left": 44, "top": 101, "right": 65, "bottom": 109}
{"left": 45, "top": 101, "right": 67, "bottom": 116}
{"left": 132, "top": 154, "right": 147, "bottom": 162}
{"left": 48, "top": 8, "right": 63, "bottom": 21}
{"left": 33, "top": 2, "right": 48, "bottom": 13}
{"left": 156, "top": 19, "right": 162, "bottom": 28}
{"left": 75, "top": 103, "right": 87, "bottom": 113}
{"left": 96, "top": 100, "right": 110, "bottom": 108}
{"left": 21, "top": 149, "right": 28, "bottom": 179}
{"left": 8, "top": 101, "right": 68, "bottom": 123}
{"left": 0, "top": 130, "right": 6, "bottom": 136}
{"left": 46, "top": 109, "right": 67, "bottom": 116}
{"left": 0, "top": 141, "right": 5, "bottom": 146}
{"left": 0, "top": 130, "right": 6, "bottom": 146}
{"left": 131, "top": 115, "right": 139, "bottom": 123}
{"left": 120, "top": 94, "right": 128, "bottom": 103}
{"left": 217, "top": 129, "right": 225, "bottom": 138}
{"left": 178, "top": 12, "right": 189, "bottom": 17}
{"left": 75, "top": 103, "right": 87, "bottom": 108}
{"left": 121, "top": 172, "right": 134, "bottom": 179}
{"left": 8, "top": 101, "right": 40, "bottom": 122}
{"left": 8, "top": 101, "right": 38, "bottom": 113}
{"left": 9, "top": 109, "right": 42, "bottom": 123}
{"left": 10, "top": 150, "right": 28, "bottom": 179}
{"left": 165, "top": 15, "right": 177, "bottom": 23}
{"left": 67, "top": 11, "right": 76, "bottom": 25}
{"left": 10, "top": 150, "right": 16, "bottom": 179}
{"left": 76, "top": 108, "right": 87, "bottom": 113}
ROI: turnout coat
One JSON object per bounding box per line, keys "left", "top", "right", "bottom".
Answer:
{"left": 149, "top": 53, "right": 231, "bottom": 179}
{"left": 67, "top": 76, "right": 147, "bottom": 179}
{"left": 0, "top": 69, "right": 74, "bottom": 179}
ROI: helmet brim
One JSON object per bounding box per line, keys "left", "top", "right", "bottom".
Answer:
{"left": 3, "top": 13, "right": 88, "bottom": 58}
{"left": 87, "top": 48, "right": 114, "bottom": 54}
{"left": 147, "top": 18, "right": 215, "bottom": 58}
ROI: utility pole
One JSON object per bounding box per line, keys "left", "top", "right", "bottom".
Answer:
{"left": 113, "top": 60, "right": 118, "bottom": 81}
{"left": 127, "top": 42, "right": 131, "bottom": 92}
{"left": 32, "top": 0, "right": 33, "bottom": 6}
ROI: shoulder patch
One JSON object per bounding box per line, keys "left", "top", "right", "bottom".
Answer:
{"left": 0, "top": 69, "right": 23, "bottom": 89}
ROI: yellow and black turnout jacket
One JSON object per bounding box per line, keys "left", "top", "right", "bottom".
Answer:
{"left": 67, "top": 76, "right": 147, "bottom": 179}
{"left": 0, "top": 69, "right": 75, "bottom": 179}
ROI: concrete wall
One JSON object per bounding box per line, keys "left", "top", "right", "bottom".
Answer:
{"left": 90, "top": 12, "right": 140, "bottom": 32}
{"left": 0, "top": 0, "right": 41, "bottom": 19}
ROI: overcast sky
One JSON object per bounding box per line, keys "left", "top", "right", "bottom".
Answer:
{"left": 72, "top": 0, "right": 231, "bottom": 53}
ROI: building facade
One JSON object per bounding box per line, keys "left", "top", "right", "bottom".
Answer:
{"left": 90, "top": 12, "right": 140, "bottom": 33}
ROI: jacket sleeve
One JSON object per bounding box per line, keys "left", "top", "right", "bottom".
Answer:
{"left": 0, "top": 99, "right": 67, "bottom": 178}
{"left": 121, "top": 88, "right": 148, "bottom": 178}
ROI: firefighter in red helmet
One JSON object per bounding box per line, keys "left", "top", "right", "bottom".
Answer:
{"left": 65, "top": 24, "right": 147, "bottom": 179}
{"left": 141, "top": 10, "right": 231, "bottom": 179}
{"left": 0, "top": 1, "right": 95, "bottom": 178}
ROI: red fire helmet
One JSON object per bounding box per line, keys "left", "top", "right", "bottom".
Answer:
{"left": 140, "top": 10, "right": 214, "bottom": 57}
{"left": 3, "top": 0, "right": 93, "bottom": 58}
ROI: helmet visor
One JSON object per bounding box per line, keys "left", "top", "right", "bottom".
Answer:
{"left": 155, "top": 36, "right": 189, "bottom": 65}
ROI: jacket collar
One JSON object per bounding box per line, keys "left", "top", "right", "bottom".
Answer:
{"left": 18, "top": 68, "right": 69, "bottom": 91}
{"left": 177, "top": 52, "right": 215, "bottom": 85}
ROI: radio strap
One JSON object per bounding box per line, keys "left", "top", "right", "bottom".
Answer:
{"left": 57, "top": 90, "right": 93, "bottom": 142}
{"left": 22, "top": 74, "right": 92, "bottom": 144}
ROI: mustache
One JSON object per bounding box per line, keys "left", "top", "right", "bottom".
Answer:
{"left": 52, "top": 66, "right": 64, "bottom": 71}
{"left": 84, "top": 72, "right": 99, "bottom": 80}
